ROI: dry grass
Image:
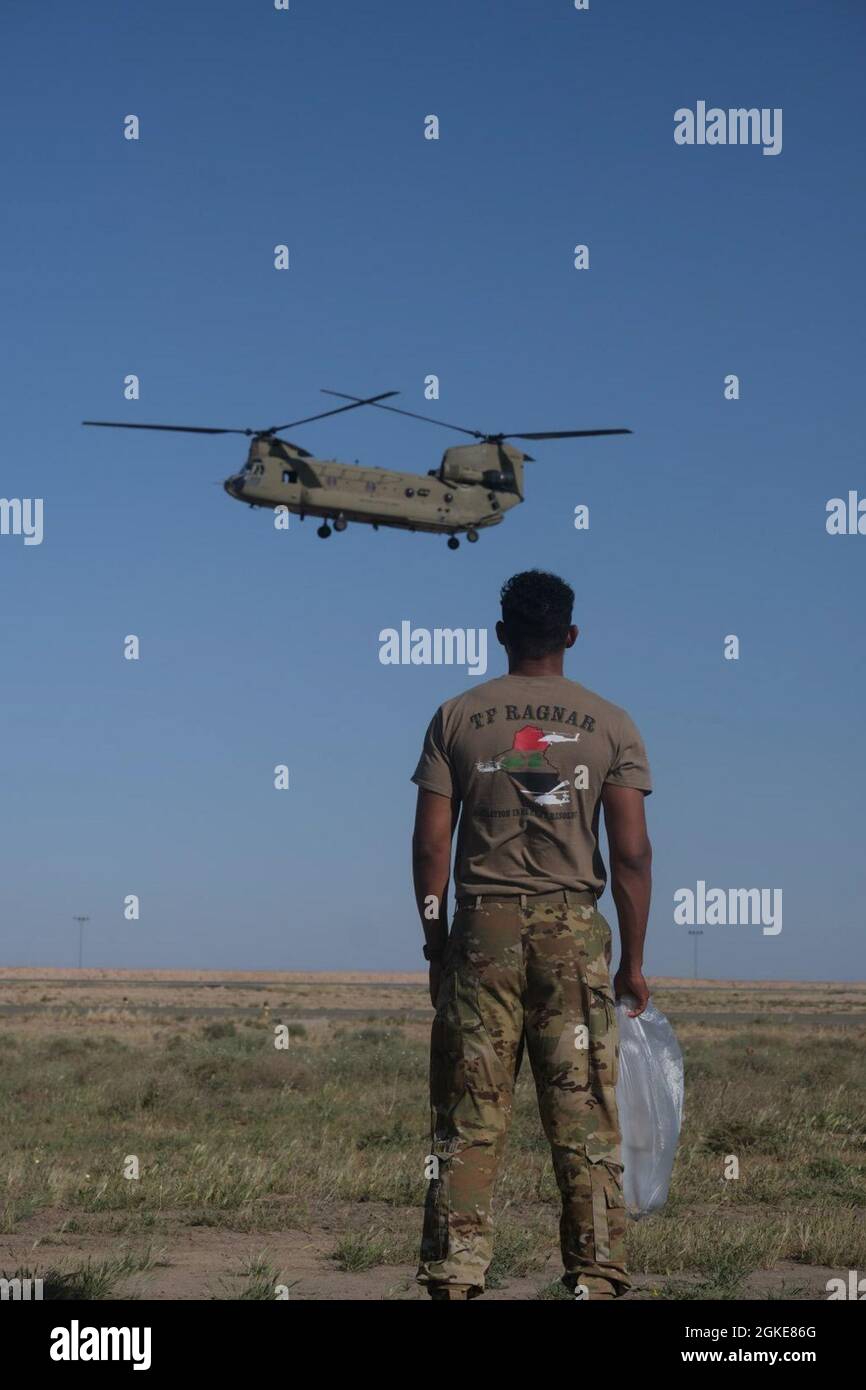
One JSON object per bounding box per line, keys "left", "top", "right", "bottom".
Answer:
{"left": 0, "top": 976, "right": 863, "bottom": 1299}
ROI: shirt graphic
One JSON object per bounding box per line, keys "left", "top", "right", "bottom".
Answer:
{"left": 411, "top": 674, "right": 652, "bottom": 898}
{"left": 476, "top": 724, "right": 580, "bottom": 806}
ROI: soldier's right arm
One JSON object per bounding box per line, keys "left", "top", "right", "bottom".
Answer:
{"left": 413, "top": 788, "right": 460, "bottom": 1006}
{"left": 411, "top": 705, "right": 461, "bottom": 1004}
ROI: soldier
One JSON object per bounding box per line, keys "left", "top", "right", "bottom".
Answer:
{"left": 412, "top": 570, "right": 653, "bottom": 1300}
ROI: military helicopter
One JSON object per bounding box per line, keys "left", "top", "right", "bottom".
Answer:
{"left": 83, "top": 390, "right": 630, "bottom": 550}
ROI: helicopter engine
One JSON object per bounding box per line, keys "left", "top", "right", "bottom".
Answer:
{"left": 439, "top": 442, "right": 525, "bottom": 496}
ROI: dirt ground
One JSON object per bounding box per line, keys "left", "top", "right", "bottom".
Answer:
{"left": 0, "top": 1203, "right": 842, "bottom": 1302}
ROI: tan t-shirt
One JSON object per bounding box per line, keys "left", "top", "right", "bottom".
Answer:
{"left": 412, "top": 674, "right": 652, "bottom": 898}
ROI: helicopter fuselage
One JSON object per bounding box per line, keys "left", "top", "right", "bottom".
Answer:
{"left": 223, "top": 437, "right": 525, "bottom": 536}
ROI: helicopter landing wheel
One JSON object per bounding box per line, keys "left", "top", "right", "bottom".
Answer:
{"left": 447, "top": 536, "right": 460, "bottom": 550}
{"left": 333, "top": 516, "right": 348, "bottom": 532}
{"left": 317, "top": 523, "right": 332, "bottom": 539}
{"left": 466, "top": 528, "right": 479, "bottom": 543}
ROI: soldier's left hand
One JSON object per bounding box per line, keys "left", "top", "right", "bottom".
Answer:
{"left": 613, "top": 966, "right": 650, "bottom": 1017}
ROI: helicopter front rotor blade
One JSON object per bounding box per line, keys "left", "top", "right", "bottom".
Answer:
{"left": 268, "top": 391, "right": 399, "bottom": 434}
{"left": 82, "top": 420, "right": 253, "bottom": 435}
{"left": 504, "top": 429, "right": 633, "bottom": 441}
{"left": 321, "top": 390, "right": 485, "bottom": 439}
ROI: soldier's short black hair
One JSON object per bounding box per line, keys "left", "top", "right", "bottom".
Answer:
{"left": 500, "top": 570, "right": 575, "bottom": 658}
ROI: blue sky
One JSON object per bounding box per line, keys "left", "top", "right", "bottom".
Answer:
{"left": 1, "top": 1, "right": 864, "bottom": 980}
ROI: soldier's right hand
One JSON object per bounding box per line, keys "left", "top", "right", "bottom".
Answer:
{"left": 428, "top": 962, "right": 443, "bottom": 1008}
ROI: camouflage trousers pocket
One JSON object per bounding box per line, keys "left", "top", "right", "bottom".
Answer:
{"left": 590, "top": 1161, "right": 625, "bottom": 1267}
{"left": 583, "top": 964, "right": 619, "bottom": 1087}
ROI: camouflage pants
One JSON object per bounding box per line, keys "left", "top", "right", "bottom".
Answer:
{"left": 418, "top": 894, "right": 629, "bottom": 1298}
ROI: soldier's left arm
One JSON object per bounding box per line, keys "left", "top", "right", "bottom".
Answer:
{"left": 601, "top": 782, "right": 652, "bottom": 1016}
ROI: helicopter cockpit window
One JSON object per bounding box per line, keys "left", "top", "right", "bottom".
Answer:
{"left": 282, "top": 469, "right": 298, "bottom": 484}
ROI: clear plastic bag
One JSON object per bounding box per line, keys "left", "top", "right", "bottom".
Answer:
{"left": 615, "top": 996, "right": 684, "bottom": 1218}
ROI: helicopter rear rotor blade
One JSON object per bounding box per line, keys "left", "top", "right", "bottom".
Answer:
{"left": 504, "top": 428, "right": 632, "bottom": 441}
{"left": 321, "top": 393, "right": 631, "bottom": 444}
{"left": 321, "top": 390, "right": 485, "bottom": 439}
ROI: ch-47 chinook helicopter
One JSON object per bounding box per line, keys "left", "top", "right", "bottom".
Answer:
{"left": 83, "top": 390, "right": 630, "bottom": 550}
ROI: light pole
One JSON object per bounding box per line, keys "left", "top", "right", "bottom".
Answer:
{"left": 687, "top": 928, "right": 703, "bottom": 981}
{"left": 72, "top": 915, "right": 90, "bottom": 969}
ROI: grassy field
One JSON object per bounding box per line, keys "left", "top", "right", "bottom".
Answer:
{"left": 0, "top": 970, "right": 864, "bottom": 1300}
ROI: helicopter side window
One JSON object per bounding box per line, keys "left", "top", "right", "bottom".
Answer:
{"left": 282, "top": 469, "right": 298, "bottom": 484}
{"left": 418, "top": 487, "right": 430, "bottom": 497}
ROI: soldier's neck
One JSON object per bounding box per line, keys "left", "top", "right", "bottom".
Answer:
{"left": 507, "top": 654, "right": 566, "bottom": 679}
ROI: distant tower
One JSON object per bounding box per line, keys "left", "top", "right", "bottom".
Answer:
{"left": 687, "top": 928, "right": 703, "bottom": 981}
{"left": 73, "top": 915, "right": 90, "bottom": 969}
